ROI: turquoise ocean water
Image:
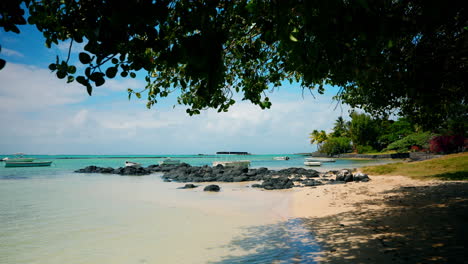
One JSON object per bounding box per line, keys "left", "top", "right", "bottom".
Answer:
{"left": 1, "top": 153, "right": 393, "bottom": 173}
{"left": 0, "top": 154, "right": 393, "bottom": 263}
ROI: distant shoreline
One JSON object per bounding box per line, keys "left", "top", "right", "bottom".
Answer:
{"left": 54, "top": 156, "right": 219, "bottom": 159}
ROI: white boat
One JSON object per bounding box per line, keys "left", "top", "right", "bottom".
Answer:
{"left": 5, "top": 161, "right": 52, "bottom": 167}
{"left": 5, "top": 153, "right": 35, "bottom": 162}
{"left": 125, "top": 161, "right": 141, "bottom": 168}
{"left": 1, "top": 157, "right": 9, "bottom": 162}
{"left": 304, "top": 161, "right": 321, "bottom": 166}
{"left": 159, "top": 158, "right": 181, "bottom": 165}
{"left": 305, "top": 157, "right": 336, "bottom": 162}
{"left": 274, "top": 156, "right": 290, "bottom": 160}
{"left": 212, "top": 160, "right": 251, "bottom": 169}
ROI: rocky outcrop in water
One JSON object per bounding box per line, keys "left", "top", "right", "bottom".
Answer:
{"left": 74, "top": 164, "right": 370, "bottom": 190}
{"left": 74, "top": 165, "right": 152, "bottom": 175}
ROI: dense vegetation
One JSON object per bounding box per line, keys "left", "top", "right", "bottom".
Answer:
{"left": 310, "top": 112, "right": 466, "bottom": 156}
{"left": 0, "top": 0, "right": 466, "bottom": 127}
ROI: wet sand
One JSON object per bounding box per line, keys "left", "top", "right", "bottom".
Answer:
{"left": 291, "top": 175, "right": 468, "bottom": 263}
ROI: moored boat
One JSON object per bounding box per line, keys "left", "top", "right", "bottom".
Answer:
{"left": 305, "top": 157, "right": 335, "bottom": 162}
{"left": 304, "top": 161, "right": 321, "bottom": 166}
{"left": 212, "top": 160, "right": 251, "bottom": 168}
{"left": 5, "top": 161, "right": 52, "bottom": 167}
{"left": 274, "top": 156, "right": 290, "bottom": 160}
{"left": 4, "top": 153, "right": 35, "bottom": 162}
{"left": 125, "top": 161, "right": 141, "bottom": 168}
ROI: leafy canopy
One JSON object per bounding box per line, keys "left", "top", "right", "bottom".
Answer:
{"left": 319, "top": 137, "right": 352, "bottom": 156}
{"left": 0, "top": 0, "right": 466, "bottom": 125}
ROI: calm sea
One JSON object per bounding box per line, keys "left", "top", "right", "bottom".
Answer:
{"left": 0, "top": 154, "right": 392, "bottom": 263}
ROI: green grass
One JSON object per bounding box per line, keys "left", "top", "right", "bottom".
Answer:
{"left": 361, "top": 152, "right": 468, "bottom": 180}
{"left": 359, "top": 150, "right": 398, "bottom": 155}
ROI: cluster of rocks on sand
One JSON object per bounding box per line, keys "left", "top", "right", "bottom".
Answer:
{"left": 75, "top": 163, "right": 370, "bottom": 190}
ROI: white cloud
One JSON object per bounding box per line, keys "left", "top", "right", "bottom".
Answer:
{"left": 0, "top": 63, "right": 87, "bottom": 111}
{"left": 55, "top": 40, "right": 86, "bottom": 54}
{"left": 0, "top": 64, "right": 349, "bottom": 154}
{"left": 101, "top": 78, "right": 146, "bottom": 92}
{"left": 1, "top": 48, "right": 24, "bottom": 58}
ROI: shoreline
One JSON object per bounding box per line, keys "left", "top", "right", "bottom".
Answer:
{"left": 290, "top": 175, "right": 468, "bottom": 263}
{"left": 73, "top": 161, "right": 468, "bottom": 262}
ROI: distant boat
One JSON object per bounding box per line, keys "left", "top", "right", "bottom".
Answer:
{"left": 125, "top": 161, "right": 141, "bottom": 168}
{"left": 216, "top": 151, "right": 250, "bottom": 155}
{"left": 274, "top": 156, "right": 290, "bottom": 160}
{"left": 5, "top": 153, "right": 35, "bottom": 162}
{"left": 304, "top": 161, "right": 321, "bottom": 166}
{"left": 159, "top": 158, "right": 181, "bottom": 165}
{"left": 212, "top": 160, "right": 251, "bottom": 168}
{"left": 305, "top": 157, "right": 336, "bottom": 162}
{"left": 4, "top": 161, "right": 52, "bottom": 167}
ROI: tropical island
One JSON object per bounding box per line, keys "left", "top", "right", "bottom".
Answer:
{"left": 1, "top": 1, "right": 467, "bottom": 263}
{"left": 309, "top": 112, "right": 466, "bottom": 159}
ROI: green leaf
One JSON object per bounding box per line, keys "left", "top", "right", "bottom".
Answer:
{"left": 67, "top": 65, "right": 76, "bottom": 74}
{"left": 76, "top": 76, "right": 87, "bottom": 85}
{"left": 95, "top": 77, "right": 105, "bottom": 86}
{"left": 86, "top": 83, "right": 92, "bottom": 96}
{"left": 10, "top": 25, "right": 20, "bottom": 34}
{"left": 0, "top": 59, "right": 5, "bottom": 70}
{"left": 106, "top": 67, "right": 118, "bottom": 78}
{"left": 130, "top": 72, "right": 136, "bottom": 78}
{"left": 67, "top": 76, "right": 75, "bottom": 83}
{"left": 128, "top": 89, "right": 133, "bottom": 100}
{"left": 90, "top": 72, "right": 105, "bottom": 86}
{"left": 79, "top": 52, "right": 91, "bottom": 64}
{"left": 135, "top": 92, "right": 141, "bottom": 98}
{"left": 111, "top": 58, "right": 118, "bottom": 64}
{"left": 387, "top": 40, "right": 393, "bottom": 48}
{"left": 56, "top": 70, "right": 66, "bottom": 79}
{"left": 121, "top": 71, "right": 128, "bottom": 77}
{"left": 289, "top": 34, "right": 298, "bottom": 42}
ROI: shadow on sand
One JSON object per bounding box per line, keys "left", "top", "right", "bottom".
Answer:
{"left": 212, "top": 182, "right": 468, "bottom": 263}
{"left": 300, "top": 182, "right": 468, "bottom": 263}
{"left": 209, "top": 218, "right": 320, "bottom": 263}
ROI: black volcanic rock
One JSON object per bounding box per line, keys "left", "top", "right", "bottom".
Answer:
{"left": 259, "top": 177, "right": 294, "bottom": 190}
{"left": 204, "top": 185, "right": 220, "bottom": 192}
{"left": 75, "top": 163, "right": 371, "bottom": 190}
{"left": 178, "top": 184, "right": 198, "bottom": 189}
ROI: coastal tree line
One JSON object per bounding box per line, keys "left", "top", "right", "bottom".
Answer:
{"left": 310, "top": 112, "right": 466, "bottom": 156}
{"left": 0, "top": 0, "right": 466, "bottom": 131}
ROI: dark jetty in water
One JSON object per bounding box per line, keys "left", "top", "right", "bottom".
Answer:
{"left": 75, "top": 163, "right": 370, "bottom": 190}
{"left": 216, "top": 151, "right": 250, "bottom": 155}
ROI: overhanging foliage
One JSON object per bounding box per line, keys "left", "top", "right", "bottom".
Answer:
{"left": 1, "top": 0, "right": 466, "bottom": 127}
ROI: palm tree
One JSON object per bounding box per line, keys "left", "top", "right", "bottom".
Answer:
{"left": 332, "top": 116, "right": 350, "bottom": 137}
{"left": 309, "top": 130, "right": 328, "bottom": 149}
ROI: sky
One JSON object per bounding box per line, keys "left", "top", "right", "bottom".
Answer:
{"left": 0, "top": 25, "right": 351, "bottom": 155}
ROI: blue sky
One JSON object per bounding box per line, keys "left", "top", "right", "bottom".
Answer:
{"left": 0, "top": 25, "right": 351, "bottom": 155}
